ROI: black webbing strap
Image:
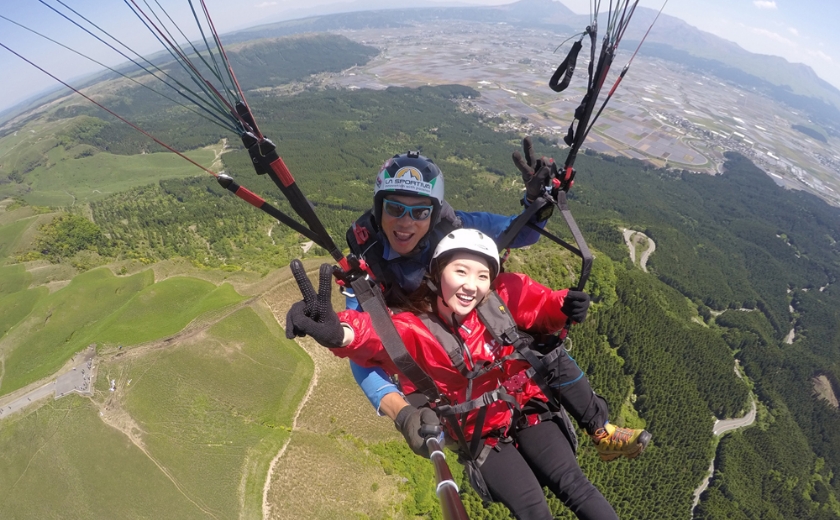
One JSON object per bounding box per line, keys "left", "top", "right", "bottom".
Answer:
{"left": 495, "top": 196, "right": 547, "bottom": 251}
{"left": 436, "top": 388, "right": 519, "bottom": 416}
{"left": 349, "top": 276, "right": 440, "bottom": 402}
{"left": 469, "top": 406, "right": 489, "bottom": 459}
{"left": 445, "top": 415, "right": 472, "bottom": 459}
{"left": 554, "top": 190, "right": 592, "bottom": 291}
{"left": 418, "top": 313, "right": 469, "bottom": 376}
{"left": 499, "top": 193, "right": 593, "bottom": 291}
{"left": 549, "top": 39, "right": 583, "bottom": 93}
{"left": 476, "top": 292, "right": 561, "bottom": 409}
{"left": 438, "top": 387, "right": 520, "bottom": 460}
{"left": 524, "top": 345, "right": 563, "bottom": 387}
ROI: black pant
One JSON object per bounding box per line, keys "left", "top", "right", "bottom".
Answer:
{"left": 550, "top": 349, "right": 609, "bottom": 435}
{"left": 479, "top": 420, "right": 618, "bottom": 520}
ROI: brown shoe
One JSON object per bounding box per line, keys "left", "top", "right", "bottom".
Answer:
{"left": 591, "top": 424, "right": 652, "bottom": 461}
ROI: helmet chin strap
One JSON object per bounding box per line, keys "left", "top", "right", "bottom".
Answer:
{"left": 425, "top": 277, "right": 450, "bottom": 309}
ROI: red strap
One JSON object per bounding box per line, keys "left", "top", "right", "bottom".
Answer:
{"left": 234, "top": 186, "right": 265, "bottom": 208}
{"left": 563, "top": 166, "right": 574, "bottom": 182}
{"left": 269, "top": 157, "right": 294, "bottom": 187}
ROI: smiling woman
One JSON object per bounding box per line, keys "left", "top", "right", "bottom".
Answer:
{"left": 430, "top": 229, "right": 498, "bottom": 320}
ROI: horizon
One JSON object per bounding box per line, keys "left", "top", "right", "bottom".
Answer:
{"left": 1, "top": 0, "right": 839, "bottom": 114}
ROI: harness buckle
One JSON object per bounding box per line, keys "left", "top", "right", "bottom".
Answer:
{"left": 352, "top": 222, "right": 370, "bottom": 245}
{"left": 332, "top": 254, "right": 377, "bottom": 289}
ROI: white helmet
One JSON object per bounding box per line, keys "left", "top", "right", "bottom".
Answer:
{"left": 431, "top": 228, "right": 501, "bottom": 280}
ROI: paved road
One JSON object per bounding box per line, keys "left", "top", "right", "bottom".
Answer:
{"left": 713, "top": 399, "right": 757, "bottom": 436}
{"left": 0, "top": 346, "right": 96, "bottom": 421}
{"left": 692, "top": 397, "right": 757, "bottom": 513}
{"left": 638, "top": 234, "right": 656, "bottom": 273}
{"left": 0, "top": 382, "right": 54, "bottom": 418}
{"left": 622, "top": 229, "right": 656, "bottom": 272}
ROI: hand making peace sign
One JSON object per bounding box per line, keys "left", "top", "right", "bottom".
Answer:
{"left": 512, "top": 136, "right": 559, "bottom": 202}
{"left": 285, "top": 260, "right": 346, "bottom": 348}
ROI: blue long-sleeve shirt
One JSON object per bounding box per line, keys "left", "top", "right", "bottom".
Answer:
{"left": 346, "top": 208, "right": 545, "bottom": 413}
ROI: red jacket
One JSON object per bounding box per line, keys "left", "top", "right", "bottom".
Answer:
{"left": 335, "top": 272, "right": 572, "bottom": 441}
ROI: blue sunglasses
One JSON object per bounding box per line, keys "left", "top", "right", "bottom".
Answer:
{"left": 383, "top": 199, "right": 434, "bottom": 221}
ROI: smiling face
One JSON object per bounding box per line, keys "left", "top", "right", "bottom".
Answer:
{"left": 379, "top": 194, "right": 433, "bottom": 255}
{"left": 436, "top": 252, "right": 492, "bottom": 322}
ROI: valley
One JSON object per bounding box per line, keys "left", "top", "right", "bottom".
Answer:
{"left": 316, "top": 21, "right": 840, "bottom": 205}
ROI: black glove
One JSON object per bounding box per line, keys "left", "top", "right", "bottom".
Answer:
{"left": 512, "top": 136, "right": 558, "bottom": 202}
{"left": 561, "top": 290, "right": 590, "bottom": 323}
{"left": 285, "top": 260, "right": 345, "bottom": 348}
{"left": 395, "top": 405, "right": 441, "bottom": 457}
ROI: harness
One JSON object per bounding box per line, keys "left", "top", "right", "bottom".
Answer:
{"left": 409, "top": 292, "right": 578, "bottom": 502}
{"left": 338, "top": 200, "right": 466, "bottom": 405}
{"left": 341, "top": 188, "right": 576, "bottom": 503}
{"left": 420, "top": 291, "right": 577, "bottom": 458}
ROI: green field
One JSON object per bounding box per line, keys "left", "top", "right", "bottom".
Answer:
{"left": 0, "top": 397, "right": 215, "bottom": 519}
{"left": 20, "top": 147, "right": 215, "bottom": 206}
{"left": 0, "top": 287, "right": 47, "bottom": 342}
{"left": 0, "top": 268, "right": 153, "bottom": 396}
{"left": 0, "top": 303, "right": 312, "bottom": 520}
{"left": 0, "top": 263, "right": 31, "bottom": 294}
{"left": 116, "top": 305, "right": 312, "bottom": 519}
{"left": 93, "top": 277, "right": 245, "bottom": 346}
{"left": 0, "top": 215, "right": 37, "bottom": 261}
{"left": 0, "top": 204, "right": 314, "bottom": 518}
{"left": 0, "top": 263, "right": 48, "bottom": 343}
{"left": 0, "top": 115, "right": 217, "bottom": 206}
{"left": 0, "top": 266, "right": 255, "bottom": 397}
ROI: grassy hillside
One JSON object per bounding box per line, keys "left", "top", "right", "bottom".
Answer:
{"left": 21, "top": 145, "right": 217, "bottom": 207}
{"left": 0, "top": 214, "right": 38, "bottom": 260}
{"left": 0, "top": 302, "right": 313, "bottom": 519}
{"left": 0, "top": 205, "right": 315, "bottom": 519}
{"left": 0, "top": 268, "right": 153, "bottom": 395}
{"left": 0, "top": 398, "right": 212, "bottom": 519}
{"left": 109, "top": 305, "right": 312, "bottom": 519}
{"left": 93, "top": 278, "right": 243, "bottom": 346}
{"left": 0, "top": 115, "right": 218, "bottom": 206}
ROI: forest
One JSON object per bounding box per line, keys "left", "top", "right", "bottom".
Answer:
{"left": 10, "top": 34, "right": 840, "bottom": 518}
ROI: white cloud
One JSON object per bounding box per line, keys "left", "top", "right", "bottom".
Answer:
{"left": 255, "top": 1, "right": 277, "bottom": 7}
{"left": 751, "top": 27, "right": 794, "bottom": 47}
{"left": 753, "top": 1, "right": 777, "bottom": 9}
{"left": 788, "top": 27, "right": 799, "bottom": 37}
{"left": 807, "top": 49, "right": 835, "bottom": 64}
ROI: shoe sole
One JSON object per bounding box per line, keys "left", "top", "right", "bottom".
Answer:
{"left": 598, "top": 430, "right": 652, "bottom": 462}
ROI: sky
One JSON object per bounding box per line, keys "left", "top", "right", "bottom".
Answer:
{"left": 1, "top": 0, "right": 839, "bottom": 113}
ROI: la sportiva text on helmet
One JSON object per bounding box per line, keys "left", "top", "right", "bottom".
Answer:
{"left": 373, "top": 151, "right": 445, "bottom": 227}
